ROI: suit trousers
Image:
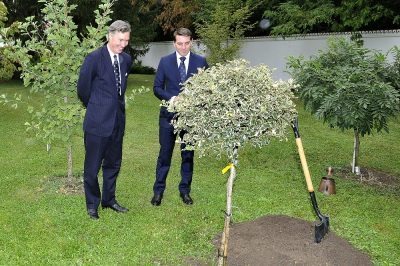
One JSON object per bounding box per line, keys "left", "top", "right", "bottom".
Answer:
{"left": 154, "top": 124, "right": 194, "bottom": 195}
{"left": 83, "top": 116, "right": 124, "bottom": 210}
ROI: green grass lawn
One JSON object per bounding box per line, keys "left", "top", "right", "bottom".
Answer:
{"left": 0, "top": 75, "right": 399, "bottom": 265}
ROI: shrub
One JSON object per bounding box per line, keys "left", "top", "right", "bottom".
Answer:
{"left": 130, "top": 61, "right": 155, "bottom": 74}
{"left": 0, "top": 47, "right": 16, "bottom": 81}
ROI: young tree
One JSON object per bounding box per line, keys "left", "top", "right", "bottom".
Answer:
{"left": 168, "top": 59, "right": 297, "bottom": 265}
{"left": 195, "top": 0, "right": 254, "bottom": 65}
{"left": 2, "top": 0, "right": 114, "bottom": 186}
{"left": 287, "top": 37, "right": 400, "bottom": 175}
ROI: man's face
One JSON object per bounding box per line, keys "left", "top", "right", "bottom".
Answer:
{"left": 108, "top": 31, "right": 130, "bottom": 54}
{"left": 173, "top": 35, "right": 192, "bottom": 56}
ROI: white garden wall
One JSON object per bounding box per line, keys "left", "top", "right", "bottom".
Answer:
{"left": 137, "top": 30, "right": 400, "bottom": 80}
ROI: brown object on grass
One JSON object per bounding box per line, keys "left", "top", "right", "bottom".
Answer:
{"left": 318, "top": 167, "right": 337, "bottom": 195}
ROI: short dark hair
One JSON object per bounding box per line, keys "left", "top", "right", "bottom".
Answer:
{"left": 173, "top": 28, "right": 192, "bottom": 42}
{"left": 108, "top": 20, "right": 131, "bottom": 35}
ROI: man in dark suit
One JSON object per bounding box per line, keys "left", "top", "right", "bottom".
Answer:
{"left": 77, "top": 20, "right": 132, "bottom": 219}
{"left": 151, "top": 28, "right": 208, "bottom": 206}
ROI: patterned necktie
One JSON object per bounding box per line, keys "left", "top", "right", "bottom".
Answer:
{"left": 113, "top": 54, "right": 121, "bottom": 95}
{"left": 178, "top": 56, "right": 186, "bottom": 84}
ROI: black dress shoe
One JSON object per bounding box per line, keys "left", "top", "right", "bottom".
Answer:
{"left": 180, "top": 193, "right": 193, "bottom": 205}
{"left": 102, "top": 202, "right": 129, "bottom": 213}
{"left": 87, "top": 208, "right": 99, "bottom": 220}
{"left": 151, "top": 194, "right": 163, "bottom": 206}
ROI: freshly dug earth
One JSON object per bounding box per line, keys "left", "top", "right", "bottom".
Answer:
{"left": 208, "top": 167, "right": 399, "bottom": 265}
{"left": 213, "top": 215, "right": 372, "bottom": 265}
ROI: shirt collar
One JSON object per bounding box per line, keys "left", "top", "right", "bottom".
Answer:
{"left": 176, "top": 51, "right": 190, "bottom": 61}
{"left": 107, "top": 44, "right": 118, "bottom": 62}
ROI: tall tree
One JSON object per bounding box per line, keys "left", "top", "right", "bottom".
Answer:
{"left": 155, "top": 0, "right": 200, "bottom": 36}
{"left": 195, "top": 0, "right": 254, "bottom": 65}
{"left": 264, "top": 0, "right": 336, "bottom": 35}
{"left": 337, "top": 0, "right": 400, "bottom": 31}
{"left": 2, "top": 0, "right": 44, "bottom": 26}
{"left": 69, "top": 0, "right": 101, "bottom": 36}
{"left": 112, "top": 0, "right": 159, "bottom": 60}
{"left": 264, "top": 0, "right": 400, "bottom": 36}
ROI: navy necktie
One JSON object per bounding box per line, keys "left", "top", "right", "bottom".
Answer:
{"left": 113, "top": 54, "right": 121, "bottom": 95}
{"left": 178, "top": 56, "right": 186, "bottom": 84}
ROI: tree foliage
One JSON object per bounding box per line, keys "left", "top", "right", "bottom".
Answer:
{"left": 264, "top": 0, "right": 400, "bottom": 36}
{"left": 0, "top": 1, "right": 7, "bottom": 27}
{"left": 384, "top": 46, "right": 400, "bottom": 94}
{"left": 2, "top": 0, "right": 44, "bottom": 27}
{"left": 0, "top": 0, "right": 16, "bottom": 81}
{"left": 287, "top": 37, "right": 400, "bottom": 173}
{"left": 287, "top": 37, "right": 400, "bottom": 136}
{"left": 2, "top": 0, "right": 158, "bottom": 61}
{"left": 168, "top": 59, "right": 297, "bottom": 161}
{"left": 3, "top": 0, "right": 400, "bottom": 42}
{"left": 337, "top": 0, "right": 399, "bottom": 30}
{"left": 195, "top": 0, "right": 254, "bottom": 65}
{"left": 155, "top": 0, "right": 200, "bottom": 35}
{"left": 111, "top": 0, "right": 159, "bottom": 60}
{"left": 0, "top": 47, "right": 15, "bottom": 81}
{"left": 264, "top": 0, "right": 336, "bottom": 36}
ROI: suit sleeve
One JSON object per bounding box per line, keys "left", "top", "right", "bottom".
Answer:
{"left": 153, "top": 58, "right": 175, "bottom": 101}
{"left": 77, "top": 55, "right": 95, "bottom": 107}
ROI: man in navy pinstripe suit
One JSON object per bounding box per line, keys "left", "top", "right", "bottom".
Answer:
{"left": 77, "top": 20, "right": 132, "bottom": 219}
{"left": 151, "top": 28, "right": 208, "bottom": 206}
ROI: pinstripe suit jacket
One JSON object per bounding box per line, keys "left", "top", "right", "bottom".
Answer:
{"left": 77, "top": 45, "right": 132, "bottom": 137}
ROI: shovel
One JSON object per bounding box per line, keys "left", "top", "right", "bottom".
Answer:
{"left": 292, "top": 118, "right": 329, "bottom": 243}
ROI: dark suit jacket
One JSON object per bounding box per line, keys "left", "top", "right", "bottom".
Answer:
{"left": 154, "top": 52, "right": 208, "bottom": 127}
{"left": 77, "top": 45, "right": 132, "bottom": 137}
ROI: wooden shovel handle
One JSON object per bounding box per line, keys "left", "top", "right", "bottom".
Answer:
{"left": 295, "top": 137, "right": 315, "bottom": 193}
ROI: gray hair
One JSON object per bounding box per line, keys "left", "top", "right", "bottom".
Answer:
{"left": 108, "top": 20, "right": 131, "bottom": 35}
{"left": 173, "top": 28, "right": 192, "bottom": 41}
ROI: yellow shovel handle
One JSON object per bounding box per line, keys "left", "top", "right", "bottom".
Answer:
{"left": 296, "top": 138, "right": 315, "bottom": 193}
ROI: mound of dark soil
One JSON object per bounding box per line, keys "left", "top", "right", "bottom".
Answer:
{"left": 213, "top": 215, "right": 372, "bottom": 265}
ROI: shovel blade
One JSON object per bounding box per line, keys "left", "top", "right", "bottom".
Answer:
{"left": 315, "top": 215, "right": 329, "bottom": 243}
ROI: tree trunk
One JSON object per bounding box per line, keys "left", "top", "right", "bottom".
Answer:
{"left": 64, "top": 95, "right": 74, "bottom": 185}
{"left": 352, "top": 129, "right": 360, "bottom": 175}
{"left": 218, "top": 146, "right": 238, "bottom": 266}
{"left": 67, "top": 144, "right": 73, "bottom": 186}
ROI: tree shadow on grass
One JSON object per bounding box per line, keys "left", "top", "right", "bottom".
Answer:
{"left": 41, "top": 175, "right": 84, "bottom": 195}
